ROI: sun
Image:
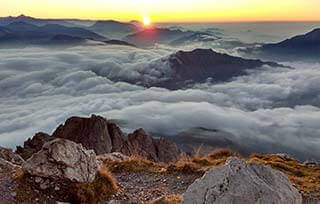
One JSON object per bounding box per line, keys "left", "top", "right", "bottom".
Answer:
{"left": 143, "top": 16, "right": 151, "bottom": 26}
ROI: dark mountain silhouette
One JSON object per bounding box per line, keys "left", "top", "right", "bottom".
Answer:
{"left": 89, "top": 20, "right": 141, "bottom": 39}
{"left": 154, "top": 48, "right": 286, "bottom": 89}
{"left": 0, "top": 14, "right": 76, "bottom": 27}
{"left": 124, "top": 27, "right": 193, "bottom": 47}
{"left": 0, "top": 22, "right": 106, "bottom": 47}
{"left": 48, "top": 34, "right": 86, "bottom": 45}
{"left": 243, "top": 28, "right": 320, "bottom": 61}
{"left": 104, "top": 39, "right": 136, "bottom": 47}
{"left": 37, "top": 24, "right": 106, "bottom": 40}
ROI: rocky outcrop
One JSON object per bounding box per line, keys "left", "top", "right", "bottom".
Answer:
{"left": 52, "top": 115, "right": 125, "bottom": 155}
{"left": 16, "top": 132, "right": 53, "bottom": 160}
{"left": 16, "top": 115, "right": 182, "bottom": 163}
{"left": 22, "top": 138, "right": 97, "bottom": 183}
{"left": 51, "top": 115, "right": 182, "bottom": 163}
{"left": 0, "top": 146, "right": 24, "bottom": 165}
{"left": 182, "top": 157, "right": 302, "bottom": 204}
{"left": 122, "top": 128, "right": 182, "bottom": 163}
{"left": 153, "top": 138, "right": 182, "bottom": 163}
{"left": 124, "top": 129, "right": 159, "bottom": 161}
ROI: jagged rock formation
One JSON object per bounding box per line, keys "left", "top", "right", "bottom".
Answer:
{"left": 52, "top": 115, "right": 119, "bottom": 155}
{"left": 16, "top": 132, "right": 53, "bottom": 160}
{"left": 0, "top": 146, "right": 24, "bottom": 165}
{"left": 182, "top": 157, "right": 302, "bottom": 204}
{"left": 22, "top": 138, "right": 97, "bottom": 183}
{"left": 19, "top": 115, "right": 182, "bottom": 163}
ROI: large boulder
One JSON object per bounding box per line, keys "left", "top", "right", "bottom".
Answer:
{"left": 182, "top": 157, "right": 302, "bottom": 204}
{"left": 22, "top": 138, "right": 97, "bottom": 183}
{"left": 16, "top": 132, "right": 53, "bottom": 160}
{"left": 52, "top": 115, "right": 126, "bottom": 155}
{"left": 0, "top": 146, "right": 24, "bottom": 165}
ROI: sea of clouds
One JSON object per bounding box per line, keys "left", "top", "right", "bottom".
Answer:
{"left": 1, "top": 28, "right": 320, "bottom": 160}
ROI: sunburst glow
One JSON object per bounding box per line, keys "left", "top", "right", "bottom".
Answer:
{"left": 143, "top": 16, "right": 151, "bottom": 26}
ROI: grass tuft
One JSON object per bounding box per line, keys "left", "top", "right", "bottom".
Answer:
{"left": 70, "top": 166, "right": 119, "bottom": 204}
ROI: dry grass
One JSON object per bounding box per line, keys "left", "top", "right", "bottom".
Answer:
{"left": 105, "top": 149, "right": 234, "bottom": 174}
{"left": 105, "top": 155, "right": 167, "bottom": 173}
{"left": 104, "top": 149, "right": 320, "bottom": 200}
{"left": 167, "top": 149, "right": 235, "bottom": 173}
{"left": 70, "top": 166, "right": 119, "bottom": 203}
{"left": 248, "top": 153, "right": 320, "bottom": 198}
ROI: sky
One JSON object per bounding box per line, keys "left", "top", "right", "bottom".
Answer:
{"left": 1, "top": 0, "right": 320, "bottom": 22}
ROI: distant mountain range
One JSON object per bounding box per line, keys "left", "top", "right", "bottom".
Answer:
{"left": 89, "top": 20, "right": 142, "bottom": 39}
{"left": 0, "top": 15, "right": 145, "bottom": 47}
{"left": 124, "top": 27, "right": 194, "bottom": 47}
{"left": 0, "top": 14, "right": 76, "bottom": 27}
{"left": 170, "top": 32, "right": 221, "bottom": 46}
{"left": 0, "top": 21, "right": 106, "bottom": 47}
{"left": 242, "top": 28, "right": 320, "bottom": 61}
{"left": 0, "top": 15, "right": 223, "bottom": 48}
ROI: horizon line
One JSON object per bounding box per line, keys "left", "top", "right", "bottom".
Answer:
{"left": 2, "top": 14, "right": 320, "bottom": 24}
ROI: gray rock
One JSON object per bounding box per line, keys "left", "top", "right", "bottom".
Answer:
{"left": 22, "top": 138, "right": 98, "bottom": 183}
{"left": 182, "top": 157, "right": 302, "bottom": 204}
{"left": 0, "top": 146, "right": 24, "bottom": 165}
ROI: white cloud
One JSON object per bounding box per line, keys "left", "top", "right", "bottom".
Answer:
{"left": 0, "top": 45, "right": 320, "bottom": 160}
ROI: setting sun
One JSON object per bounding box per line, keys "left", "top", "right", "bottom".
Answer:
{"left": 143, "top": 16, "right": 151, "bottom": 26}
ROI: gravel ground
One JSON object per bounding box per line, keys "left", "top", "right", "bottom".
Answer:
{"left": 107, "top": 171, "right": 203, "bottom": 203}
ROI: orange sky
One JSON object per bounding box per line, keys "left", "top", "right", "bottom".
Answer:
{"left": 1, "top": 0, "right": 320, "bottom": 22}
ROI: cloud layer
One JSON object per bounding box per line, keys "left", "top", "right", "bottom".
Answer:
{"left": 0, "top": 43, "right": 320, "bottom": 160}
